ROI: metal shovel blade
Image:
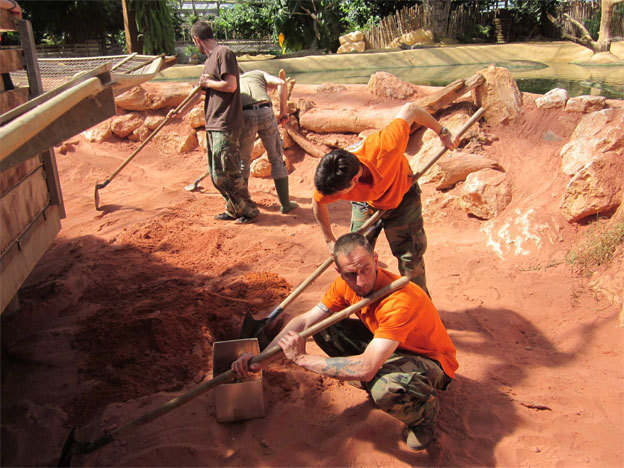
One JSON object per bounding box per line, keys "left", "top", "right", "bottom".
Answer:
{"left": 240, "top": 305, "right": 285, "bottom": 350}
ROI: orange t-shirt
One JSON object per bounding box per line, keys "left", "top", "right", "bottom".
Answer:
{"left": 321, "top": 268, "right": 458, "bottom": 379}
{"left": 313, "top": 118, "right": 414, "bottom": 210}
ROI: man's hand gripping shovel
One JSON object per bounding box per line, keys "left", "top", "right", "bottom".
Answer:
{"left": 240, "top": 107, "right": 486, "bottom": 347}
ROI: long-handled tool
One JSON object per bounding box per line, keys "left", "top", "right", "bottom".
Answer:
{"left": 57, "top": 276, "right": 409, "bottom": 466}
{"left": 93, "top": 84, "right": 202, "bottom": 210}
{"left": 240, "top": 107, "right": 486, "bottom": 344}
{"left": 184, "top": 169, "right": 210, "bottom": 191}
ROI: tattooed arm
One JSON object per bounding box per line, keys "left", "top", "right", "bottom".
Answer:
{"left": 279, "top": 331, "right": 398, "bottom": 382}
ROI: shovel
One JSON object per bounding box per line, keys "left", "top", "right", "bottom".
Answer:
{"left": 240, "top": 106, "right": 486, "bottom": 345}
{"left": 57, "top": 276, "right": 409, "bottom": 466}
{"left": 184, "top": 169, "right": 210, "bottom": 191}
{"left": 94, "top": 84, "right": 203, "bottom": 210}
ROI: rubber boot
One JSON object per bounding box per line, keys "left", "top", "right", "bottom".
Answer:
{"left": 274, "top": 177, "right": 298, "bottom": 214}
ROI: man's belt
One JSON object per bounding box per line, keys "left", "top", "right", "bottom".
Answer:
{"left": 243, "top": 101, "right": 272, "bottom": 110}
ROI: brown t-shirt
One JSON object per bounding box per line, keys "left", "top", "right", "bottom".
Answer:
{"left": 202, "top": 45, "right": 243, "bottom": 131}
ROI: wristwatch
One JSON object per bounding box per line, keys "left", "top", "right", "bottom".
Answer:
{"left": 438, "top": 126, "right": 450, "bottom": 137}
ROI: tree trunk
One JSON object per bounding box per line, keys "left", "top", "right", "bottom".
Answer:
{"left": 597, "top": 0, "right": 621, "bottom": 52}
{"left": 122, "top": 0, "right": 142, "bottom": 54}
{"left": 427, "top": 0, "right": 452, "bottom": 40}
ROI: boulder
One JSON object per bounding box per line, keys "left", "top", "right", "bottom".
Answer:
{"left": 535, "top": 88, "right": 568, "bottom": 109}
{"left": 337, "top": 30, "right": 365, "bottom": 54}
{"left": 82, "top": 121, "right": 113, "bottom": 143}
{"left": 178, "top": 133, "right": 198, "bottom": 153}
{"left": 422, "top": 151, "right": 504, "bottom": 190}
{"left": 565, "top": 95, "right": 607, "bottom": 113}
{"left": 560, "top": 151, "right": 624, "bottom": 222}
{"left": 368, "top": 71, "right": 418, "bottom": 100}
{"left": 472, "top": 65, "right": 523, "bottom": 125}
{"left": 283, "top": 148, "right": 297, "bottom": 167}
{"left": 460, "top": 168, "right": 512, "bottom": 219}
{"left": 144, "top": 115, "right": 165, "bottom": 130}
{"left": 111, "top": 113, "right": 144, "bottom": 138}
{"left": 400, "top": 29, "right": 434, "bottom": 45}
{"left": 196, "top": 131, "right": 206, "bottom": 150}
{"left": 560, "top": 108, "right": 624, "bottom": 175}
{"left": 128, "top": 126, "right": 151, "bottom": 142}
{"left": 251, "top": 139, "right": 265, "bottom": 160}
{"left": 188, "top": 106, "right": 205, "bottom": 129}
{"left": 250, "top": 154, "right": 272, "bottom": 178}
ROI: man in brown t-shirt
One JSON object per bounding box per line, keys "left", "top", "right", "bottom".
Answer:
{"left": 177, "top": 21, "right": 258, "bottom": 224}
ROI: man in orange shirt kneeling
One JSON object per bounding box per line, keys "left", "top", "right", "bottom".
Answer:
{"left": 232, "top": 232, "right": 458, "bottom": 451}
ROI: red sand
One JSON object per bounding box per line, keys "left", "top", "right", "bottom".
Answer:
{"left": 1, "top": 84, "right": 622, "bottom": 467}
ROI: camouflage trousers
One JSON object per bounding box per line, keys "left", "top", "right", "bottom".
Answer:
{"left": 313, "top": 318, "right": 450, "bottom": 428}
{"left": 350, "top": 183, "right": 428, "bottom": 295}
{"left": 207, "top": 130, "right": 259, "bottom": 219}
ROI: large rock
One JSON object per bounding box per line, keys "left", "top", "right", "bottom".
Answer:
{"left": 251, "top": 139, "right": 265, "bottom": 160}
{"left": 110, "top": 113, "right": 144, "bottom": 138}
{"left": 144, "top": 115, "right": 165, "bottom": 130}
{"left": 535, "top": 88, "right": 568, "bottom": 109}
{"left": 368, "top": 72, "right": 419, "bottom": 100}
{"left": 337, "top": 31, "right": 365, "bottom": 54}
{"left": 472, "top": 65, "right": 523, "bottom": 125}
{"left": 178, "top": 133, "right": 198, "bottom": 153}
{"left": 82, "top": 120, "right": 113, "bottom": 142}
{"left": 188, "top": 106, "right": 205, "bottom": 129}
{"left": 279, "top": 126, "right": 294, "bottom": 149}
{"left": 460, "top": 168, "right": 512, "bottom": 219}
{"left": 116, "top": 83, "right": 195, "bottom": 111}
{"left": 565, "top": 95, "right": 607, "bottom": 113}
{"left": 250, "top": 154, "right": 271, "bottom": 178}
{"left": 560, "top": 151, "right": 624, "bottom": 222}
{"left": 560, "top": 108, "right": 624, "bottom": 175}
{"left": 400, "top": 29, "right": 433, "bottom": 45}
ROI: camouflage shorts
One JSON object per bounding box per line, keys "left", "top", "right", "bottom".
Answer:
{"left": 313, "top": 318, "right": 450, "bottom": 427}
{"left": 207, "top": 130, "right": 258, "bottom": 218}
{"left": 350, "top": 183, "right": 428, "bottom": 295}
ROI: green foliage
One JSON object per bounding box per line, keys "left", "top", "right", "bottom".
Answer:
{"left": 507, "top": 0, "right": 561, "bottom": 40}
{"left": 271, "top": 0, "right": 346, "bottom": 52}
{"left": 134, "top": 0, "right": 176, "bottom": 55}
{"left": 461, "top": 23, "right": 495, "bottom": 43}
{"left": 583, "top": 10, "right": 601, "bottom": 41}
{"left": 212, "top": 1, "right": 273, "bottom": 40}
{"left": 566, "top": 217, "right": 624, "bottom": 276}
{"left": 21, "top": 0, "right": 123, "bottom": 45}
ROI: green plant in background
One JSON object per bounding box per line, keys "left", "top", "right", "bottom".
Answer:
{"left": 565, "top": 217, "right": 624, "bottom": 277}
{"left": 134, "top": 0, "right": 176, "bottom": 54}
{"left": 213, "top": 0, "right": 273, "bottom": 40}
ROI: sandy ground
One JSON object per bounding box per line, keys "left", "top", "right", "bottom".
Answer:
{"left": 1, "top": 80, "right": 623, "bottom": 468}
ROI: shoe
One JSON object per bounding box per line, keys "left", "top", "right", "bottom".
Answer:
{"left": 235, "top": 215, "right": 255, "bottom": 224}
{"left": 214, "top": 212, "right": 237, "bottom": 221}
{"left": 406, "top": 422, "right": 436, "bottom": 451}
{"left": 280, "top": 201, "right": 298, "bottom": 214}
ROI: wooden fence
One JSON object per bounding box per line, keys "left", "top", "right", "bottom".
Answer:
{"left": 363, "top": 1, "right": 621, "bottom": 50}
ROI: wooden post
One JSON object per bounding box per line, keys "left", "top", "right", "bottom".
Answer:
{"left": 121, "top": 0, "right": 141, "bottom": 54}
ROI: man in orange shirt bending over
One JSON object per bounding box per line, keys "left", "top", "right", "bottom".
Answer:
{"left": 312, "top": 102, "right": 459, "bottom": 295}
{"left": 232, "top": 233, "right": 458, "bottom": 451}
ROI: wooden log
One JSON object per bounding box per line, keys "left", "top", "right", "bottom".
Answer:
{"left": 299, "top": 72, "right": 486, "bottom": 134}
{"left": 285, "top": 125, "right": 330, "bottom": 159}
